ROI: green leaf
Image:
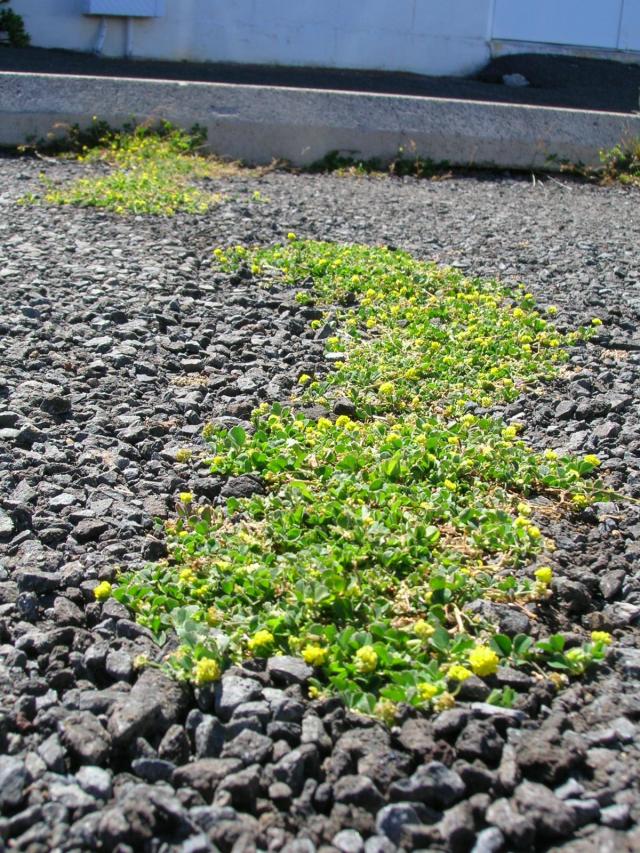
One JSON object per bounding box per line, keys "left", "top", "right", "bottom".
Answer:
{"left": 229, "top": 426, "right": 246, "bottom": 447}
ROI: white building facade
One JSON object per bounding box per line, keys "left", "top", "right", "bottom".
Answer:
{"left": 9, "top": 0, "right": 640, "bottom": 77}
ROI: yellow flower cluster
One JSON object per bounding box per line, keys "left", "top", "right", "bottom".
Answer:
{"left": 193, "top": 657, "right": 221, "bottom": 685}
{"left": 302, "top": 644, "right": 328, "bottom": 666}
{"left": 413, "top": 619, "right": 435, "bottom": 639}
{"left": 468, "top": 645, "right": 499, "bottom": 677}
{"left": 354, "top": 645, "right": 378, "bottom": 673}
{"left": 248, "top": 630, "right": 275, "bottom": 654}
{"left": 417, "top": 682, "right": 438, "bottom": 702}
{"left": 535, "top": 566, "right": 553, "bottom": 586}
{"left": 448, "top": 664, "right": 473, "bottom": 681}
{"left": 591, "top": 631, "right": 612, "bottom": 645}
{"left": 93, "top": 581, "right": 112, "bottom": 602}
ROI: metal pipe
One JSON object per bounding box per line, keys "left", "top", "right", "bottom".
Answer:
{"left": 93, "top": 16, "right": 107, "bottom": 55}
{"left": 125, "top": 16, "right": 133, "bottom": 58}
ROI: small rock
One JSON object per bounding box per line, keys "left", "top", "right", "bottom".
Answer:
{"left": 172, "top": 757, "right": 243, "bottom": 801}
{"left": 565, "top": 797, "right": 600, "bottom": 826}
{"left": 375, "top": 802, "right": 422, "bottom": 845}
{"left": 221, "top": 729, "right": 272, "bottom": 766}
{"left": 389, "top": 761, "right": 465, "bottom": 808}
{"left": 513, "top": 780, "right": 578, "bottom": 838}
{"left": 267, "top": 655, "right": 313, "bottom": 686}
{"left": 485, "top": 797, "right": 534, "bottom": 848}
{"left": 76, "top": 765, "right": 113, "bottom": 799}
{"left": 333, "top": 828, "right": 365, "bottom": 853}
{"left": 74, "top": 518, "right": 109, "bottom": 543}
{"left": 214, "top": 676, "right": 262, "bottom": 721}
{"left": 333, "top": 775, "right": 385, "bottom": 812}
{"left": 470, "top": 827, "right": 505, "bottom": 853}
{"left": 601, "top": 803, "right": 630, "bottom": 828}
{"left": 0, "top": 756, "right": 27, "bottom": 809}
{"left": 60, "top": 711, "right": 111, "bottom": 765}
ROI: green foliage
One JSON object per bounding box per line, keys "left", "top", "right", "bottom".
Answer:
{"left": 0, "top": 1, "right": 30, "bottom": 47}
{"left": 115, "top": 240, "right": 610, "bottom": 719}
{"left": 20, "top": 120, "right": 227, "bottom": 215}
{"left": 309, "top": 147, "right": 450, "bottom": 179}
{"left": 599, "top": 138, "right": 640, "bottom": 186}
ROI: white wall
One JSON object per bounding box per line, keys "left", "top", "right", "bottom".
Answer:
{"left": 10, "top": 0, "right": 493, "bottom": 77}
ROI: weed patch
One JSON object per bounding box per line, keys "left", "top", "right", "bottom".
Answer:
{"left": 20, "top": 121, "right": 245, "bottom": 215}
{"left": 114, "top": 240, "right": 610, "bottom": 719}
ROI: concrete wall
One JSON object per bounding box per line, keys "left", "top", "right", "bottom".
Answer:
{"left": 10, "top": 0, "right": 493, "bottom": 77}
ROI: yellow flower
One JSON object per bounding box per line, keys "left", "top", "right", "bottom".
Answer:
{"left": 502, "top": 425, "right": 517, "bottom": 440}
{"left": 548, "top": 671, "right": 568, "bottom": 690}
{"left": 378, "top": 382, "right": 395, "bottom": 397}
{"left": 179, "top": 492, "right": 193, "bottom": 504}
{"left": 583, "top": 454, "right": 601, "bottom": 467}
{"left": 434, "top": 692, "right": 456, "bottom": 712}
{"left": 287, "top": 232, "right": 297, "bottom": 241}
{"left": 354, "top": 645, "right": 378, "bottom": 674}
{"left": 316, "top": 417, "right": 333, "bottom": 431}
{"left": 93, "top": 581, "right": 112, "bottom": 602}
{"left": 335, "top": 415, "right": 352, "bottom": 429}
{"left": 308, "top": 685, "right": 321, "bottom": 699}
{"left": 248, "top": 629, "right": 275, "bottom": 654}
{"left": 468, "top": 645, "right": 499, "bottom": 677}
{"left": 543, "top": 449, "right": 558, "bottom": 461}
{"left": 298, "top": 374, "right": 311, "bottom": 385}
{"left": 448, "top": 664, "right": 473, "bottom": 682}
{"left": 302, "top": 644, "right": 328, "bottom": 666}
{"left": 535, "top": 566, "right": 553, "bottom": 586}
{"left": 591, "top": 317, "right": 603, "bottom": 326}
{"left": 179, "top": 568, "right": 196, "bottom": 584}
{"left": 417, "top": 682, "right": 438, "bottom": 702}
{"left": 207, "top": 606, "right": 222, "bottom": 626}
{"left": 132, "top": 654, "right": 149, "bottom": 670}
{"left": 375, "top": 699, "right": 397, "bottom": 726}
{"left": 591, "top": 631, "right": 612, "bottom": 645}
{"left": 572, "top": 494, "right": 590, "bottom": 509}
{"left": 413, "top": 619, "right": 435, "bottom": 639}
{"left": 193, "top": 657, "right": 221, "bottom": 685}
{"left": 443, "top": 479, "right": 457, "bottom": 492}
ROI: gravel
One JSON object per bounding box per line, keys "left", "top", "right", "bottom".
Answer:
{"left": 1, "top": 154, "right": 640, "bottom": 851}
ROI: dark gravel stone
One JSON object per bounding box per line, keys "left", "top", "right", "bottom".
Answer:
{"left": 59, "top": 711, "right": 111, "bottom": 765}
{"left": 333, "top": 775, "right": 385, "bottom": 812}
{"left": 485, "top": 797, "right": 535, "bottom": 848}
{"left": 172, "top": 758, "right": 243, "bottom": 801}
{"left": 515, "top": 728, "right": 585, "bottom": 785}
{"left": 74, "top": 518, "right": 110, "bottom": 543}
{"left": 375, "top": 803, "right": 422, "bottom": 845}
{"left": 214, "top": 676, "right": 263, "bottom": 721}
{"left": 389, "top": 761, "right": 465, "bottom": 808}
{"left": 513, "top": 781, "right": 579, "bottom": 839}
{"left": 0, "top": 756, "right": 27, "bottom": 809}
{"left": 266, "top": 655, "right": 313, "bottom": 686}
{"left": 456, "top": 721, "right": 504, "bottom": 765}
{"left": 221, "top": 729, "right": 273, "bottom": 766}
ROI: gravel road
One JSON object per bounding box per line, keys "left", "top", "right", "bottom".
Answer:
{"left": 0, "top": 155, "right": 639, "bottom": 852}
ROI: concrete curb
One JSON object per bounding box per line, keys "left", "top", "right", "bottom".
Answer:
{"left": 1, "top": 71, "right": 639, "bottom": 168}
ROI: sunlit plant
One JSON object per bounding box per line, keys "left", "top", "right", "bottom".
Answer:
{"left": 114, "top": 240, "right": 610, "bottom": 718}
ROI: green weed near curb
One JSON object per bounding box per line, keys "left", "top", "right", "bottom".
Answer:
{"left": 114, "top": 240, "right": 611, "bottom": 720}
{"left": 20, "top": 121, "right": 232, "bottom": 215}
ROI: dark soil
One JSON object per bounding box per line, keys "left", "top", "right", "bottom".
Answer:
{"left": 0, "top": 158, "right": 639, "bottom": 852}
